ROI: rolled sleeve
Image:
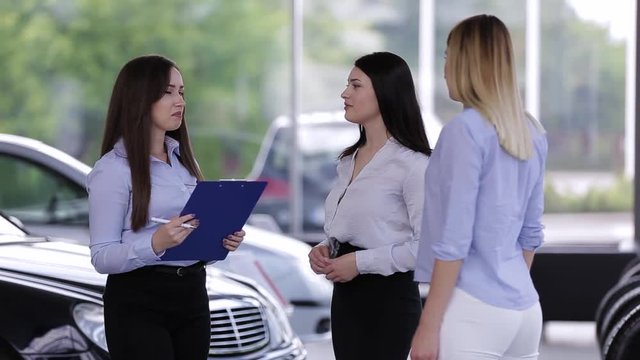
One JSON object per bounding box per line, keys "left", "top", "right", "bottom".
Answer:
{"left": 430, "top": 119, "right": 482, "bottom": 261}
{"left": 518, "top": 149, "right": 546, "bottom": 251}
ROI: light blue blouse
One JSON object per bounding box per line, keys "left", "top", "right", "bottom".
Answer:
{"left": 87, "top": 137, "right": 201, "bottom": 274}
{"left": 415, "top": 108, "right": 547, "bottom": 310}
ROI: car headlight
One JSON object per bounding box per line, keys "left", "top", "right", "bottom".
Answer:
{"left": 72, "top": 303, "right": 108, "bottom": 352}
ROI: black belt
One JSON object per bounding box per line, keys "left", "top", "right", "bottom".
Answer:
{"left": 329, "top": 237, "right": 364, "bottom": 258}
{"left": 140, "top": 261, "right": 206, "bottom": 277}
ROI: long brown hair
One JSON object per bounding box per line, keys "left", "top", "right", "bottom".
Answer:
{"left": 100, "top": 55, "right": 203, "bottom": 231}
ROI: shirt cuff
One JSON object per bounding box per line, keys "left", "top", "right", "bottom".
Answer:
{"left": 355, "top": 249, "right": 387, "bottom": 275}
{"left": 132, "top": 236, "right": 163, "bottom": 263}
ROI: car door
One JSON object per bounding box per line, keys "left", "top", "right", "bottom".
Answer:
{"left": 0, "top": 153, "right": 89, "bottom": 242}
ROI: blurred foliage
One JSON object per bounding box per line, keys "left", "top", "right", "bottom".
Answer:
{"left": 0, "top": 0, "right": 380, "bottom": 179}
{"left": 357, "top": 0, "right": 627, "bottom": 172}
{"left": 427, "top": 0, "right": 627, "bottom": 172}
{"left": 0, "top": 0, "right": 289, "bottom": 178}
{"left": 544, "top": 177, "right": 633, "bottom": 213}
{"left": 0, "top": 0, "right": 633, "bottom": 215}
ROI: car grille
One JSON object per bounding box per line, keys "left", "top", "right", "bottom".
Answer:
{"left": 208, "top": 298, "right": 270, "bottom": 357}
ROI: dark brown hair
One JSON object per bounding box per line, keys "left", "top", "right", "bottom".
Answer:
{"left": 100, "top": 55, "right": 203, "bottom": 231}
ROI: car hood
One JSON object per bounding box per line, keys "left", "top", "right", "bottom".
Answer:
{"left": 242, "top": 225, "right": 314, "bottom": 258}
{"left": 0, "top": 237, "right": 264, "bottom": 299}
{"left": 0, "top": 238, "right": 106, "bottom": 287}
{"left": 218, "top": 225, "right": 334, "bottom": 304}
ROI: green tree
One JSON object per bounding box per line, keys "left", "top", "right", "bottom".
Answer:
{"left": 540, "top": 0, "right": 626, "bottom": 170}
{"left": 0, "top": 0, "right": 289, "bottom": 178}
{"left": 376, "top": 0, "right": 626, "bottom": 171}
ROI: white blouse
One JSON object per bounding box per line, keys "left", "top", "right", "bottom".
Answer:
{"left": 322, "top": 138, "right": 429, "bottom": 276}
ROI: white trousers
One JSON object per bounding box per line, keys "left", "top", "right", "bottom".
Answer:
{"left": 439, "top": 288, "right": 542, "bottom": 360}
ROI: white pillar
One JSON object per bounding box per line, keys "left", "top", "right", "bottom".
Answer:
{"left": 625, "top": 0, "right": 636, "bottom": 178}
{"left": 526, "top": 0, "right": 541, "bottom": 120}
{"left": 289, "top": 0, "right": 303, "bottom": 235}
{"left": 418, "top": 0, "right": 435, "bottom": 114}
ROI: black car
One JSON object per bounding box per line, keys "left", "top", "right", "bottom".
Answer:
{"left": 0, "top": 132, "right": 331, "bottom": 342}
{"left": 0, "top": 214, "right": 306, "bottom": 360}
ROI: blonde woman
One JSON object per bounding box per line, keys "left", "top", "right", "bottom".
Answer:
{"left": 411, "top": 15, "right": 547, "bottom": 360}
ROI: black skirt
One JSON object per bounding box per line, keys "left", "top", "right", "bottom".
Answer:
{"left": 331, "top": 242, "right": 422, "bottom": 360}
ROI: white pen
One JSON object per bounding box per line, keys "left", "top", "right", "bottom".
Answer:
{"left": 150, "top": 217, "right": 197, "bottom": 229}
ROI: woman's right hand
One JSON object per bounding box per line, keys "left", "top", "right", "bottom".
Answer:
{"left": 151, "top": 214, "right": 197, "bottom": 255}
{"left": 308, "top": 244, "right": 331, "bottom": 275}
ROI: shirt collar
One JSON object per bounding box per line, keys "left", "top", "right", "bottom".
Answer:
{"left": 113, "top": 136, "right": 181, "bottom": 158}
{"left": 350, "top": 136, "right": 397, "bottom": 161}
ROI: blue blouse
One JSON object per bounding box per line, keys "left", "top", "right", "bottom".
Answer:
{"left": 415, "top": 108, "right": 547, "bottom": 310}
{"left": 87, "top": 137, "right": 201, "bottom": 274}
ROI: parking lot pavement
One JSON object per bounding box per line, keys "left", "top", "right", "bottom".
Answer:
{"left": 304, "top": 322, "right": 601, "bottom": 360}
{"left": 540, "top": 322, "right": 600, "bottom": 360}
{"left": 303, "top": 339, "right": 334, "bottom": 360}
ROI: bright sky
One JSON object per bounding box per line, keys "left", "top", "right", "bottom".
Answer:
{"left": 567, "top": 0, "right": 635, "bottom": 40}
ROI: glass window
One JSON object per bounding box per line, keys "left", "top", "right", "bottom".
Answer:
{"left": 0, "top": 0, "right": 634, "bottom": 246}
{"left": 0, "top": 154, "right": 87, "bottom": 226}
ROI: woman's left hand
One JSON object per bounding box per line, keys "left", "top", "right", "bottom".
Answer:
{"left": 223, "top": 229, "right": 245, "bottom": 251}
{"left": 325, "top": 253, "right": 359, "bottom": 282}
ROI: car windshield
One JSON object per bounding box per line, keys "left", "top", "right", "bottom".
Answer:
{"left": 0, "top": 214, "right": 27, "bottom": 240}
{"left": 301, "top": 123, "right": 359, "bottom": 183}
{"left": 298, "top": 123, "right": 360, "bottom": 155}
{"left": 268, "top": 123, "right": 360, "bottom": 186}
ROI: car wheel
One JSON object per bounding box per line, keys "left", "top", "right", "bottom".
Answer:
{"left": 602, "top": 303, "right": 640, "bottom": 360}
{"left": 619, "top": 260, "right": 640, "bottom": 285}
{"left": 596, "top": 275, "right": 640, "bottom": 345}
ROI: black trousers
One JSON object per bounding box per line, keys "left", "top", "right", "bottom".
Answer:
{"left": 103, "top": 264, "right": 210, "bottom": 360}
{"left": 331, "top": 243, "right": 422, "bottom": 360}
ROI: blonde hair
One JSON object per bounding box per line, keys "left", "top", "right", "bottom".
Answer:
{"left": 446, "top": 14, "right": 545, "bottom": 160}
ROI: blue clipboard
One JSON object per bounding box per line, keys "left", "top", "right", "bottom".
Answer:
{"left": 160, "top": 180, "right": 267, "bottom": 261}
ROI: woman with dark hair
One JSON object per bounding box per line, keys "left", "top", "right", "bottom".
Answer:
{"left": 308, "top": 51, "right": 431, "bottom": 360}
{"left": 410, "top": 15, "right": 547, "bottom": 360}
{"left": 87, "top": 55, "right": 245, "bottom": 360}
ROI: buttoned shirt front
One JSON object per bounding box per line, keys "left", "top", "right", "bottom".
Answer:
{"left": 322, "top": 138, "right": 429, "bottom": 276}
{"left": 415, "top": 108, "right": 547, "bottom": 310}
{"left": 87, "top": 137, "right": 202, "bottom": 274}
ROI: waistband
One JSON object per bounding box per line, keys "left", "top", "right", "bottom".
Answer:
{"left": 136, "top": 261, "right": 206, "bottom": 277}
{"left": 329, "top": 237, "right": 364, "bottom": 258}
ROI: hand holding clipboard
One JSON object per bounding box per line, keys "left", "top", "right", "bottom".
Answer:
{"left": 160, "top": 180, "right": 267, "bottom": 262}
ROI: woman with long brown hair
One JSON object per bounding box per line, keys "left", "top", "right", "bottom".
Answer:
{"left": 87, "top": 55, "right": 245, "bottom": 360}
